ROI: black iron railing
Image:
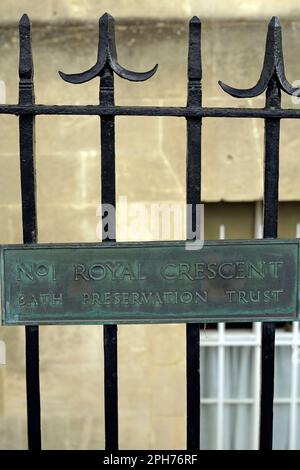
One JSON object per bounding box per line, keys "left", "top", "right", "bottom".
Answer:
{"left": 2, "top": 12, "right": 298, "bottom": 450}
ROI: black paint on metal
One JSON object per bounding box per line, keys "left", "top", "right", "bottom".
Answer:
{"left": 259, "top": 63, "right": 282, "bottom": 450}
{"left": 19, "top": 14, "right": 41, "bottom": 451}
{"left": 2, "top": 11, "right": 298, "bottom": 451}
{"left": 59, "top": 13, "right": 157, "bottom": 85}
{"left": 60, "top": 13, "right": 157, "bottom": 450}
{"left": 4, "top": 104, "right": 300, "bottom": 119}
{"left": 100, "top": 18, "right": 119, "bottom": 452}
{"left": 220, "top": 16, "right": 299, "bottom": 450}
{"left": 260, "top": 31, "right": 281, "bottom": 451}
{"left": 25, "top": 325, "right": 41, "bottom": 450}
{"left": 186, "top": 16, "right": 201, "bottom": 451}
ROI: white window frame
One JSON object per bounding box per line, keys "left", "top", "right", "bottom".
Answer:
{"left": 200, "top": 203, "right": 300, "bottom": 449}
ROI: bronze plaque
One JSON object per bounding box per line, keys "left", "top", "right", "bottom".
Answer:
{"left": 1, "top": 240, "right": 298, "bottom": 325}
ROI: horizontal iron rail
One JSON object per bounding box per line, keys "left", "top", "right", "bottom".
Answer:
{"left": 1, "top": 105, "right": 300, "bottom": 118}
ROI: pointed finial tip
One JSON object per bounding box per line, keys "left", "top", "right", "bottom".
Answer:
{"left": 190, "top": 16, "right": 201, "bottom": 24}
{"left": 269, "top": 16, "right": 281, "bottom": 27}
{"left": 20, "top": 13, "right": 30, "bottom": 25}
{"left": 100, "top": 12, "right": 114, "bottom": 22}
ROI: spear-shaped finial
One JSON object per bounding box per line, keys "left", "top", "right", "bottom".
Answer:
{"left": 187, "top": 16, "right": 202, "bottom": 108}
{"left": 188, "top": 16, "right": 202, "bottom": 82}
{"left": 219, "top": 17, "right": 300, "bottom": 98}
{"left": 19, "top": 13, "right": 33, "bottom": 80}
{"left": 59, "top": 12, "right": 158, "bottom": 84}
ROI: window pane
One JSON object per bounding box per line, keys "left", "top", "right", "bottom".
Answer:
{"left": 200, "top": 347, "right": 218, "bottom": 399}
{"left": 275, "top": 346, "right": 291, "bottom": 398}
{"left": 273, "top": 405, "right": 290, "bottom": 450}
{"left": 200, "top": 405, "right": 217, "bottom": 450}
{"left": 224, "top": 347, "right": 253, "bottom": 399}
{"left": 224, "top": 404, "right": 253, "bottom": 450}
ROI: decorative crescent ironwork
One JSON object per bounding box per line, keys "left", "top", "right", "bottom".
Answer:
{"left": 59, "top": 13, "right": 158, "bottom": 84}
{"left": 219, "top": 16, "right": 300, "bottom": 98}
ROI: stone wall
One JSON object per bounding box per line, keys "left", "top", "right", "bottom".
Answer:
{"left": 1, "top": 0, "right": 300, "bottom": 23}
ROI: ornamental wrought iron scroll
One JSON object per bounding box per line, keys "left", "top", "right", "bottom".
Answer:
{"left": 1, "top": 12, "right": 300, "bottom": 452}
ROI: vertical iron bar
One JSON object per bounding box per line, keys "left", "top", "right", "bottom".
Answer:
{"left": 259, "top": 74, "right": 281, "bottom": 450}
{"left": 58, "top": 13, "right": 157, "bottom": 450}
{"left": 19, "top": 14, "right": 41, "bottom": 450}
{"left": 186, "top": 17, "right": 202, "bottom": 451}
{"left": 100, "top": 64, "right": 118, "bottom": 450}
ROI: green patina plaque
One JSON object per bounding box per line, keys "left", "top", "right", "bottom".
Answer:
{"left": 0, "top": 239, "right": 299, "bottom": 325}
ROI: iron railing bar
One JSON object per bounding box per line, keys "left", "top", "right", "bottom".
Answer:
{"left": 25, "top": 326, "right": 41, "bottom": 450}
{"left": 217, "top": 16, "right": 292, "bottom": 451}
{"left": 18, "top": 14, "right": 41, "bottom": 451}
{"left": 186, "top": 16, "right": 201, "bottom": 451}
{"left": 2, "top": 105, "right": 300, "bottom": 118}
{"left": 259, "top": 74, "right": 280, "bottom": 450}
{"left": 100, "top": 64, "right": 119, "bottom": 451}
{"left": 5, "top": 12, "right": 298, "bottom": 451}
{"left": 103, "top": 324, "right": 118, "bottom": 450}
